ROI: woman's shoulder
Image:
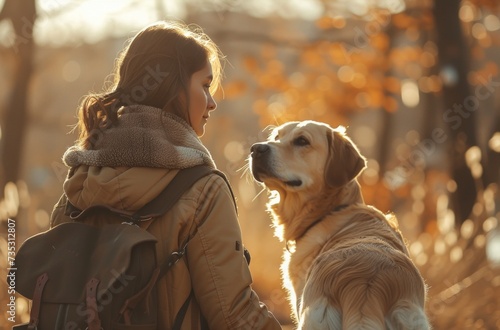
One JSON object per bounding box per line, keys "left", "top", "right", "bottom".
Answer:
{"left": 185, "top": 170, "right": 237, "bottom": 213}
{"left": 189, "top": 170, "right": 234, "bottom": 199}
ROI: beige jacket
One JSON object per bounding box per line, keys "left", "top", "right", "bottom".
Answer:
{"left": 50, "top": 106, "right": 281, "bottom": 329}
{"left": 50, "top": 165, "right": 281, "bottom": 329}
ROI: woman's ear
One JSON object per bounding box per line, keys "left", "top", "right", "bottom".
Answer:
{"left": 325, "top": 128, "right": 366, "bottom": 187}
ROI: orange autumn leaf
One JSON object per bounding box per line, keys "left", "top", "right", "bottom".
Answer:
{"left": 222, "top": 80, "right": 248, "bottom": 99}
{"left": 242, "top": 56, "right": 260, "bottom": 73}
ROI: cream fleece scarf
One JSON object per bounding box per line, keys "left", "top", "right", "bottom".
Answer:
{"left": 63, "top": 105, "right": 216, "bottom": 169}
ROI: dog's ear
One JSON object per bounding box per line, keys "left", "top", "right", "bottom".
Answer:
{"left": 325, "top": 128, "right": 366, "bottom": 187}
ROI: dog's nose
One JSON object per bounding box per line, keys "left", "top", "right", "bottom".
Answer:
{"left": 251, "top": 143, "right": 270, "bottom": 156}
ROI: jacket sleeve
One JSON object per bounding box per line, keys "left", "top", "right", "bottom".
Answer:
{"left": 186, "top": 174, "right": 281, "bottom": 330}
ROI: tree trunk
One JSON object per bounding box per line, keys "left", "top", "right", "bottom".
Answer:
{"left": 483, "top": 111, "right": 500, "bottom": 188}
{"left": 432, "top": 0, "right": 477, "bottom": 224}
{"left": 378, "top": 22, "right": 396, "bottom": 175}
{"left": 0, "top": 0, "right": 36, "bottom": 193}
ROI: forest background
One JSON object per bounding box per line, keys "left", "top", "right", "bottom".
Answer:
{"left": 1, "top": 0, "right": 499, "bottom": 328}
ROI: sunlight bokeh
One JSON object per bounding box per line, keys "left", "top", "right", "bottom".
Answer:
{"left": 1, "top": 0, "right": 499, "bottom": 328}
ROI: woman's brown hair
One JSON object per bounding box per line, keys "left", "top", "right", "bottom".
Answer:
{"left": 76, "top": 21, "right": 223, "bottom": 148}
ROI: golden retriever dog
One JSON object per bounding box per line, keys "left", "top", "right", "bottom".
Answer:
{"left": 250, "top": 120, "right": 430, "bottom": 330}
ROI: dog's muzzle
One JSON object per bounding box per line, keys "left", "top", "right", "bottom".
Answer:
{"left": 251, "top": 143, "right": 270, "bottom": 157}
{"left": 250, "top": 143, "right": 271, "bottom": 182}
{"left": 250, "top": 143, "right": 303, "bottom": 187}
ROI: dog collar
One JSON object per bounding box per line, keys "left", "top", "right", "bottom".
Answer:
{"left": 287, "top": 204, "right": 350, "bottom": 252}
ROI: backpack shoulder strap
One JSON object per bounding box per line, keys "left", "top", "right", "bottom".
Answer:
{"left": 153, "top": 166, "right": 237, "bottom": 278}
{"left": 133, "top": 164, "right": 216, "bottom": 219}
{"left": 135, "top": 166, "right": 237, "bottom": 220}
{"left": 67, "top": 164, "right": 224, "bottom": 222}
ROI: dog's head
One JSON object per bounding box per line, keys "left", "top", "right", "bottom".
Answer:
{"left": 250, "top": 120, "right": 367, "bottom": 242}
{"left": 250, "top": 120, "right": 366, "bottom": 193}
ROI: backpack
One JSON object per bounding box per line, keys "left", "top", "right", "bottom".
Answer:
{"left": 12, "top": 164, "right": 228, "bottom": 330}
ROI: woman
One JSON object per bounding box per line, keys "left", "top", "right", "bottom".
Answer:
{"left": 50, "top": 21, "right": 281, "bottom": 329}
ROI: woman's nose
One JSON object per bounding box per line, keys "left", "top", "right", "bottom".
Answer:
{"left": 208, "top": 94, "right": 217, "bottom": 111}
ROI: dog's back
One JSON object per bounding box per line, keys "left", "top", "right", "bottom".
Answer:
{"left": 295, "top": 206, "right": 430, "bottom": 330}
{"left": 249, "top": 120, "right": 430, "bottom": 329}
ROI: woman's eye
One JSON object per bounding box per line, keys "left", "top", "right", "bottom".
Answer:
{"left": 293, "top": 136, "right": 310, "bottom": 146}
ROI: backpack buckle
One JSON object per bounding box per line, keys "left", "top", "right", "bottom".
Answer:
{"left": 121, "top": 220, "right": 140, "bottom": 226}
{"left": 121, "top": 213, "right": 153, "bottom": 226}
{"left": 168, "top": 248, "right": 186, "bottom": 268}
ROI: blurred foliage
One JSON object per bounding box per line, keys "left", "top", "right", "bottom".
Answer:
{"left": 1, "top": 0, "right": 500, "bottom": 329}
{"left": 234, "top": 1, "right": 500, "bottom": 328}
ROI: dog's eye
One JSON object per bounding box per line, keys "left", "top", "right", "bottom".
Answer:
{"left": 293, "top": 136, "right": 310, "bottom": 146}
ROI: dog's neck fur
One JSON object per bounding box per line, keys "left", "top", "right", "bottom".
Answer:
{"left": 270, "top": 179, "right": 364, "bottom": 242}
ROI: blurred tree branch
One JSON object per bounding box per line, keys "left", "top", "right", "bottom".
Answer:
{"left": 483, "top": 111, "right": 500, "bottom": 188}
{"left": 0, "top": 0, "right": 37, "bottom": 194}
